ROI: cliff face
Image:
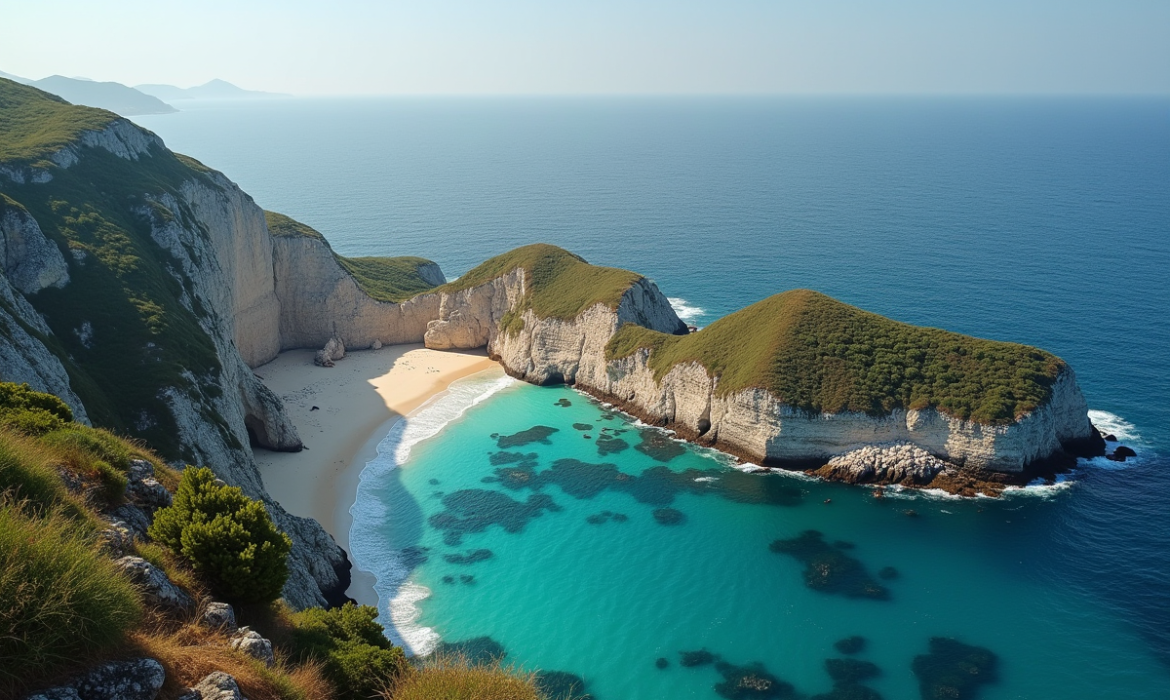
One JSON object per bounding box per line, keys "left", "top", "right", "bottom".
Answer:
{"left": 422, "top": 270, "right": 687, "bottom": 383}
{"left": 272, "top": 234, "right": 442, "bottom": 353}
{"left": 0, "top": 105, "right": 345, "bottom": 608}
{"left": 586, "top": 351, "right": 1095, "bottom": 476}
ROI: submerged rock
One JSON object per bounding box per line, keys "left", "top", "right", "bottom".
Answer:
{"left": 833, "top": 636, "right": 866, "bottom": 655}
{"left": 656, "top": 657, "right": 670, "bottom": 669}
{"left": 428, "top": 489, "right": 561, "bottom": 545}
{"left": 680, "top": 649, "right": 719, "bottom": 667}
{"left": 636, "top": 431, "right": 686, "bottom": 462}
{"left": 824, "top": 659, "right": 880, "bottom": 684}
{"left": 769, "top": 531, "right": 889, "bottom": 600}
{"left": 596, "top": 433, "right": 630, "bottom": 456}
{"left": 713, "top": 660, "right": 799, "bottom": 699}
{"left": 497, "top": 426, "right": 559, "bottom": 448}
{"left": 436, "top": 636, "right": 507, "bottom": 665}
{"left": 911, "top": 637, "right": 998, "bottom": 700}
{"left": 534, "top": 671, "right": 594, "bottom": 700}
{"left": 653, "top": 507, "right": 687, "bottom": 526}
{"left": 443, "top": 548, "right": 493, "bottom": 565}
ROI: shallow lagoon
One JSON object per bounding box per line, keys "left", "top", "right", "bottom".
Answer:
{"left": 355, "top": 376, "right": 1167, "bottom": 700}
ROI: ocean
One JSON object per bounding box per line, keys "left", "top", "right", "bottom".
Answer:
{"left": 138, "top": 96, "right": 1170, "bottom": 698}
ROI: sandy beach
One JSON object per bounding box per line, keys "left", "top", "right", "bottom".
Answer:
{"left": 253, "top": 344, "right": 501, "bottom": 603}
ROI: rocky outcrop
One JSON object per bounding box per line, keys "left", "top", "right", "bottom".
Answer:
{"left": 25, "top": 658, "right": 166, "bottom": 700}
{"left": 230, "top": 628, "right": 275, "bottom": 668}
{"left": 185, "top": 672, "right": 246, "bottom": 700}
{"left": 115, "top": 556, "right": 196, "bottom": 614}
{"left": 1, "top": 199, "right": 69, "bottom": 294}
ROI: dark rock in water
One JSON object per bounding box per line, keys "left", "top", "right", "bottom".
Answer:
{"left": 573, "top": 423, "right": 594, "bottom": 431}
{"left": 535, "top": 670, "right": 593, "bottom": 700}
{"left": 596, "top": 433, "right": 630, "bottom": 456}
{"left": 834, "top": 636, "right": 866, "bottom": 655}
{"left": 443, "top": 548, "right": 493, "bottom": 565}
{"left": 583, "top": 434, "right": 592, "bottom": 439}
{"left": 491, "top": 433, "right": 499, "bottom": 439}
{"left": 911, "top": 637, "right": 998, "bottom": 700}
{"left": 1103, "top": 433, "right": 1117, "bottom": 442}
{"left": 555, "top": 398, "right": 573, "bottom": 407}
{"left": 585, "top": 513, "right": 609, "bottom": 525}
{"left": 497, "top": 425, "right": 559, "bottom": 448}
{"left": 428, "top": 489, "right": 561, "bottom": 546}
{"left": 769, "top": 531, "right": 889, "bottom": 600}
{"left": 481, "top": 476, "right": 500, "bottom": 483}
{"left": 1111, "top": 445, "right": 1137, "bottom": 461}
{"left": 714, "top": 660, "right": 799, "bottom": 699}
{"left": 656, "top": 657, "right": 670, "bottom": 669}
{"left": 428, "top": 478, "right": 441, "bottom": 485}
{"left": 878, "top": 566, "right": 900, "bottom": 580}
{"left": 833, "top": 540, "right": 855, "bottom": 550}
{"left": 653, "top": 507, "right": 687, "bottom": 526}
{"left": 612, "top": 512, "right": 629, "bottom": 522}
{"left": 490, "top": 451, "right": 539, "bottom": 468}
{"left": 399, "top": 545, "right": 430, "bottom": 568}
{"left": 825, "top": 658, "right": 880, "bottom": 684}
{"left": 436, "top": 636, "right": 507, "bottom": 665}
{"left": 680, "top": 649, "right": 719, "bottom": 667}
{"left": 441, "top": 575, "right": 455, "bottom": 584}
{"left": 903, "top": 509, "right": 918, "bottom": 518}
{"left": 460, "top": 574, "right": 475, "bottom": 584}
{"left": 637, "top": 431, "right": 687, "bottom": 462}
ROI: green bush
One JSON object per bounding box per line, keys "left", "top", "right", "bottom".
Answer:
{"left": 0, "top": 501, "right": 142, "bottom": 695}
{"left": 148, "top": 467, "right": 290, "bottom": 604}
{"left": 290, "top": 602, "right": 407, "bottom": 699}
{"left": 0, "top": 381, "right": 73, "bottom": 436}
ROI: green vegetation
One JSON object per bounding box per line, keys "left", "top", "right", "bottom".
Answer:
{"left": 149, "top": 467, "right": 291, "bottom": 604}
{"left": 0, "top": 77, "right": 118, "bottom": 169}
{"left": 264, "top": 210, "right": 328, "bottom": 242}
{"left": 290, "top": 602, "right": 408, "bottom": 699}
{"left": 265, "top": 210, "right": 442, "bottom": 302}
{"left": 607, "top": 289, "right": 1063, "bottom": 425}
{"left": 1, "top": 78, "right": 226, "bottom": 458}
{"left": 0, "top": 502, "right": 142, "bottom": 694}
{"left": 391, "top": 656, "right": 541, "bottom": 700}
{"left": 0, "top": 381, "right": 74, "bottom": 435}
{"left": 440, "top": 243, "right": 642, "bottom": 323}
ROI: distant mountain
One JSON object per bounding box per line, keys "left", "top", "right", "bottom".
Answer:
{"left": 29, "top": 75, "right": 176, "bottom": 116}
{"left": 0, "top": 69, "right": 32, "bottom": 84}
{"left": 136, "top": 79, "right": 288, "bottom": 100}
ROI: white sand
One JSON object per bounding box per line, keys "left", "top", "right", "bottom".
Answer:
{"left": 253, "top": 344, "right": 501, "bottom": 604}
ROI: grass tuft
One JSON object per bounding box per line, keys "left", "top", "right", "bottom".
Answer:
{"left": 389, "top": 653, "right": 542, "bottom": 700}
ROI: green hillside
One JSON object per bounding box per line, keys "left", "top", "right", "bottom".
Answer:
{"left": 440, "top": 243, "right": 642, "bottom": 329}
{"left": 607, "top": 289, "right": 1064, "bottom": 425}
{"left": 0, "top": 78, "right": 227, "bottom": 457}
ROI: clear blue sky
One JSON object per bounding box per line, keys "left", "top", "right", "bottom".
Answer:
{"left": 3, "top": 0, "right": 1167, "bottom": 95}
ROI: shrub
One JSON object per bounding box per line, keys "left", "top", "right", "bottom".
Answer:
{"left": 0, "top": 501, "right": 142, "bottom": 695}
{"left": 0, "top": 381, "right": 73, "bottom": 436}
{"left": 149, "top": 467, "right": 291, "bottom": 604}
{"left": 290, "top": 602, "right": 407, "bottom": 699}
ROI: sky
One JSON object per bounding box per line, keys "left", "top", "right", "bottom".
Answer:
{"left": 2, "top": 0, "right": 1167, "bottom": 95}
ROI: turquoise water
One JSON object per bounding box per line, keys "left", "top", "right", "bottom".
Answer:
{"left": 351, "top": 376, "right": 1164, "bottom": 699}
{"left": 135, "top": 97, "right": 1170, "bottom": 697}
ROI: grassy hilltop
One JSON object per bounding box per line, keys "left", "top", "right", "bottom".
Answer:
{"left": 608, "top": 289, "right": 1065, "bottom": 425}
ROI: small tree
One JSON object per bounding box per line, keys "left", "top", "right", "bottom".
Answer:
{"left": 291, "top": 602, "right": 408, "bottom": 699}
{"left": 149, "top": 467, "right": 291, "bottom": 604}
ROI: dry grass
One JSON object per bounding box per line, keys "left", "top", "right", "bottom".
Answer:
{"left": 389, "top": 654, "right": 542, "bottom": 700}
{"left": 132, "top": 625, "right": 333, "bottom": 700}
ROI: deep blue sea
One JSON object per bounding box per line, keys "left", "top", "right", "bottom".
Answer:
{"left": 139, "top": 97, "right": 1170, "bottom": 698}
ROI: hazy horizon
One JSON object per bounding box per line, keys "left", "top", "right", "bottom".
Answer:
{"left": 3, "top": 0, "right": 1168, "bottom": 97}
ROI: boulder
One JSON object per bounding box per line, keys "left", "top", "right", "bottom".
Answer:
{"left": 313, "top": 337, "right": 345, "bottom": 367}
{"left": 115, "top": 556, "right": 195, "bottom": 613}
{"left": 188, "top": 672, "right": 245, "bottom": 700}
{"left": 110, "top": 503, "right": 151, "bottom": 538}
{"left": 201, "top": 601, "right": 238, "bottom": 633}
{"left": 26, "top": 658, "right": 165, "bottom": 700}
{"left": 230, "top": 628, "right": 275, "bottom": 667}
{"left": 125, "top": 460, "right": 172, "bottom": 508}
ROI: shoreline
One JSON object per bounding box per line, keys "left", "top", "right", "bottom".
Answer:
{"left": 252, "top": 344, "right": 501, "bottom": 604}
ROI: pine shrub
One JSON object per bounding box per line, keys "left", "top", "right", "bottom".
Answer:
{"left": 149, "top": 467, "right": 291, "bottom": 604}
{"left": 290, "top": 602, "right": 407, "bottom": 699}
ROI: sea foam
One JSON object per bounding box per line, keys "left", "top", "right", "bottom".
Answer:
{"left": 668, "top": 297, "right": 705, "bottom": 324}
{"left": 348, "top": 373, "right": 515, "bottom": 656}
